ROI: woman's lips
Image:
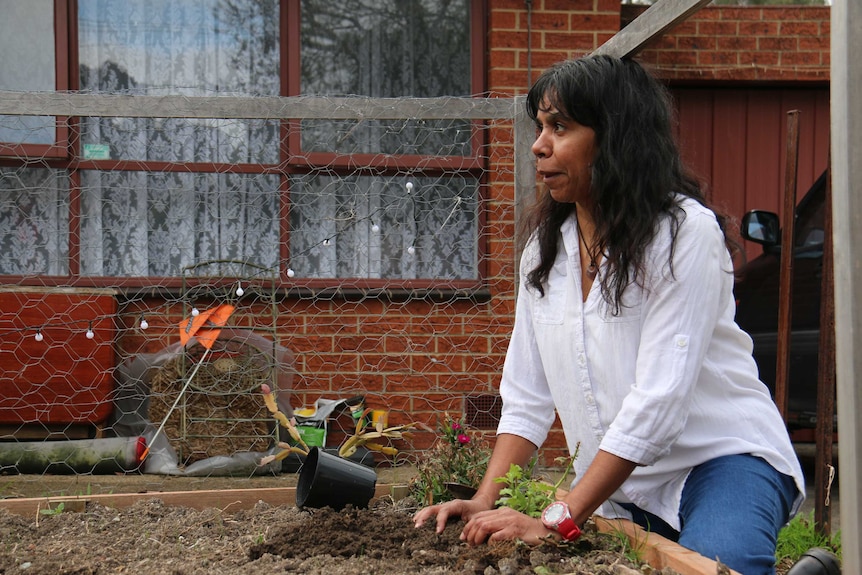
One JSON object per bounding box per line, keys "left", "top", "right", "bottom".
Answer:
{"left": 539, "top": 171, "right": 562, "bottom": 185}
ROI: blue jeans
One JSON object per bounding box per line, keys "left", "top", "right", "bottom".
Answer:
{"left": 619, "top": 454, "right": 799, "bottom": 575}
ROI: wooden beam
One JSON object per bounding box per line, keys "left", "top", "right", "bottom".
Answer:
{"left": 592, "top": 0, "right": 712, "bottom": 59}
{"left": 814, "top": 164, "right": 836, "bottom": 536}
{"left": 0, "top": 91, "right": 516, "bottom": 120}
{"left": 0, "top": 484, "right": 394, "bottom": 517}
{"left": 831, "top": 0, "right": 862, "bottom": 572}
{"left": 775, "top": 110, "right": 801, "bottom": 421}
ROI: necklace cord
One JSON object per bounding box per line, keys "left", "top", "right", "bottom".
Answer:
{"left": 575, "top": 214, "right": 599, "bottom": 280}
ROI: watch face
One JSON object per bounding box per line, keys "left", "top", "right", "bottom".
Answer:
{"left": 543, "top": 502, "right": 566, "bottom": 524}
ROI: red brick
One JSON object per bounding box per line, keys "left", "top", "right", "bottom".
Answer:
{"left": 335, "top": 335, "right": 383, "bottom": 353}
{"left": 490, "top": 30, "right": 530, "bottom": 49}
{"left": 690, "top": 8, "right": 720, "bottom": 21}
{"left": 305, "top": 352, "right": 359, "bottom": 373}
{"left": 714, "top": 7, "right": 763, "bottom": 21}
{"left": 410, "top": 393, "right": 465, "bottom": 414}
{"left": 697, "top": 21, "right": 738, "bottom": 36}
{"left": 544, "top": 0, "right": 596, "bottom": 11}
{"left": 490, "top": 10, "right": 518, "bottom": 30}
{"left": 716, "top": 36, "right": 757, "bottom": 51}
{"left": 491, "top": 0, "right": 527, "bottom": 9}
{"left": 465, "top": 353, "right": 505, "bottom": 374}
{"left": 780, "top": 21, "right": 821, "bottom": 37}
{"left": 677, "top": 36, "right": 717, "bottom": 51}
{"left": 799, "top": 35, "right": 829, "bottom": 51}
{"left": 525, "top": 50, "right": 575, "bottom": 69}
{"left": 568, "top": 13, "right": 619, "bottom": 32}
{"left": 771, "top": 7, "right": 829, "bottom": 21}
{"left": 384, "top": 334, "right": 433, "bottom": 354}
{"left": 543, "top": 32, "right": 598, "bottom": 51}
{"left": 668, "top": 20, "right": 698, "bottom": 35}
{"left": 738, "top": 20, "right": 779, "bottom": 36}
{"left": 594, "top": 0, "right": 619, "bottom": 13}
{"left": 655, "top": 50, "right": 698, "bottom": 67}
{"left": 489, "top": 69, "right": 532, "bottom": 91}
{"left": 739, "top": 51, "right": 779, "bottom": 67}
{"left": 531, "top": 12, "right": 570, "bottom": 30}
{"left": 490, "top": 50, "right": 519, "bottom": 69}
{"left": 758, "top": 36, "right": 798, "bottom": 52}
{"left": 436, "top": 334, "right": 491, "bottom": 355}
{"left": 781, "top": 51, "right": 823, "bottom": 67}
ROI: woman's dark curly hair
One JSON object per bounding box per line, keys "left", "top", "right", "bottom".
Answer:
{"left": 522, "top": 55, "right": 735, "bottom": 313}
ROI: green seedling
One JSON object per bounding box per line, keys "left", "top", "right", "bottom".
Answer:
{"left": 494, "top": 445, "right": 578, "bottom": 518}
{"left": 39, "top": 502, "right": 65, "bottom": 516}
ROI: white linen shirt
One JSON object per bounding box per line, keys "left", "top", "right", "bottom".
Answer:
{"left": 497, "top": 198, "right": 805, "bottom": 530}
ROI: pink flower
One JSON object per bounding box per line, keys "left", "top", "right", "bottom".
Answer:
{"left": 451, "top": 422, "right": 462, "bottom": 431}
{"left": 457, "top": 433, "right": 470, "bottom": 445}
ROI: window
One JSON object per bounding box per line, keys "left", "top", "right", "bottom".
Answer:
{"left": 0, "top": 0, "right": 69, "bottom": 157}
{"left": 0, "top": 0, "right": 485, "bottom": 286}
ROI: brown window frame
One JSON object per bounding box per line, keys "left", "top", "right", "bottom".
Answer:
{"left": 0, "top": 0, "right": 71, "bottom": 159}
{"left": 1, "top": 0, "right": 489, "bottom": 294}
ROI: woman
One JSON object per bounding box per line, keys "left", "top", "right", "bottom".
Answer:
{"left": 414, "top": 55, "right": 804, "bottom": 575}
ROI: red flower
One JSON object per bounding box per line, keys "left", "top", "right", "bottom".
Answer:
{"left": 451, "top": 422, "right": 462, "bottom": 431}
{"left": 457, "top": 433, "right": 470, "bottom": 445}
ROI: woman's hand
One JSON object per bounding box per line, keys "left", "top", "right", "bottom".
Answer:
{"left": 461, "top": 507, "right": 554, "bottom": 546}
{"left": 413, "top": 497, "right": 492, "bottom": 535}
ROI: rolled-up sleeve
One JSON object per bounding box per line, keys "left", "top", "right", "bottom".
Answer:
{"left": 600, "top": 209, "right": 729, "bottom": 465}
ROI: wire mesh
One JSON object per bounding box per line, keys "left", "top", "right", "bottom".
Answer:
{"left": 0, "top": 91, "right": 545, "bottom": 496}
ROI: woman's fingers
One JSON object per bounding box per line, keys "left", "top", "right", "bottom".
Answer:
{"left": 461, "top": 507, "right": 551, "bottom": 546}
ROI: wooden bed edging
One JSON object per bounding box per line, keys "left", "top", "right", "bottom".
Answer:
{"left": 0, "top": 485, "right": 739, "bottom": 575}
{"left": 595, "top": 516, "right": 741, "bottom": 575}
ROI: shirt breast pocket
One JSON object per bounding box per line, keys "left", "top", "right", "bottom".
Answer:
{"left": 598, "top": 287, "right": 643, "bottom": 323}
{"left": 532, "top": 261, "right": 568, "bottom": 325}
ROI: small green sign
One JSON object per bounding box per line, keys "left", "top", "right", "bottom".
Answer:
{"left": 83, "top": 143, "right": 111, "bottom": 160}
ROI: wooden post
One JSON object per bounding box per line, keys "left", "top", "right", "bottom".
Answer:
{"left": 814, "top": 166, "right": 836, "bottom": 536}
{"left": 591, "top": 0, "right": 712, "bottom": 58}
{"left": 774, "top": 110, "right": 800, "bottom": 421}
{"left": 830, "top": 0, "right": 861, "bottom": 570}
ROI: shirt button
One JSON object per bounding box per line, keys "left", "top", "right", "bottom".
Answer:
{"left": 676, "top": 338, "right": 687, "bottom": 348}
{"left": 578, "top": 354, "right": 586, "bottom": 366}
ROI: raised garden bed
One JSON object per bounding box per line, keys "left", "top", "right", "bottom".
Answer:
{"left": 0, "top": 483, "right": 738, "bottom": 575}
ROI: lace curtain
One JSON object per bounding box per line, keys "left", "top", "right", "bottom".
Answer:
{"left": 1, "top": 0, "right": 477, "bottom": 280}
{"left": 0, "top": 168, "right": 69, "bottom": 275}
{"left": 77, "top": 0, "right": 281, "bottom": 277}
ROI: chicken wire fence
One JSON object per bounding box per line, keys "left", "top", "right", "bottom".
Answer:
{"left": 0, "top": 91, "right": 539, "bottom": 490}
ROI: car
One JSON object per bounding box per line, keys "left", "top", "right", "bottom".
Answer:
{"left": 733, "top": 169, "right": 828, "bottom": 430}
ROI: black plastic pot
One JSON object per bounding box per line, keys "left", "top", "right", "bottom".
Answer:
{"left": 296, "top": 446, "right": 377, "bottom": 510}
{"left": 787, "top": 548, "right": 841, "bottom": 575}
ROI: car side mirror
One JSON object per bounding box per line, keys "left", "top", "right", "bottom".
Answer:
{"left": 741, "top": 210, "right": 780, "bottom": 247}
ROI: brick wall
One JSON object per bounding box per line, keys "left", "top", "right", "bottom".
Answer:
{"left": 628, "top": 5, "right": 830, "bottom": 82}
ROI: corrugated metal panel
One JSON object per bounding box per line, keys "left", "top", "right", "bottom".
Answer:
{"left": 672, "top": 87, "right": 830, "bottom": 263}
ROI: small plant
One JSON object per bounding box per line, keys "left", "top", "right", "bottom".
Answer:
{"left": 39, "top": 502, "right": 65, "bottom": 516}
{"left": 337, "top": 407, "right": 426, "bottom": 459}
{"left": 775, "top": 511, "right": 841, "bottom": 566}
{"left": 408, "top": 413, "right": 491, "bottom": 506}
{"left": 494, "top": 446, "right": 577, "bottom": 518}
{"left": 258, "top": 384, "right": 425, "bottom": 466}
{"left": 606, "top": 523, "right": 647, "bottom": 564}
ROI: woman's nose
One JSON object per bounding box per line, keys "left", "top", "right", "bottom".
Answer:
{"left": 532, "top": 131, "right": 549, "bottom": 158}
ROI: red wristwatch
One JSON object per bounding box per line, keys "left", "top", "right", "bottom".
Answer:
{"left": 541, "top": 501, "right": 582, "bottom": 541}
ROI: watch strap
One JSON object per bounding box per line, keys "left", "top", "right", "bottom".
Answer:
{"left": 542, "top": 501, "right": 582, "bottom": 542}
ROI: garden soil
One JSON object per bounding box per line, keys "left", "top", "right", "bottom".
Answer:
{"left": 0, "top": 472, "right": 682, "bottom": 575}
{"left": 0, "top": 497, "right": 675, "bottom": 575}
